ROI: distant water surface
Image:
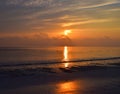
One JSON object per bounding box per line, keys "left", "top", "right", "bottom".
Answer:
{"left": 0, "top": 46, "right": 120, "bottom": 66}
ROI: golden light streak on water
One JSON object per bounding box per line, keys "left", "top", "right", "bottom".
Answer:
{"left": 63, "top": 46, "right": 70, "bottom": 68}
{"left": 56, "top": 81, "right": 82, "bottom": 94}
{"left": 64, "top": 63, "right": 69, "bottom": 68}
{"left": 64, "top": 46, "right": 68, "bottom": 61}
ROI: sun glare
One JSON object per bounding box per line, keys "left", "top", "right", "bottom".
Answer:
{"left": 64, "top": 46, "right": 68, "bottom": 61}
{"left": 64, "top": 30, "right": 71, "bottom": 36}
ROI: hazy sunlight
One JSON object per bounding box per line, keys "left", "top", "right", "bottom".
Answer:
{"left": 64, "top": 30, "right": 72, "bottom": 36}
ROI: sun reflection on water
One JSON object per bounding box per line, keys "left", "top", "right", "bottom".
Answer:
{"left": 63, "top": 46, "right": 70, "bottom": 68}
{"left": 64, "top": 63, "right": 69, "bottom": 68}
{"left": 56, "top": 81, "right": 80, "bottom": 94}
{"left": 64, "top": 46, "right": 68, "bottom": 61}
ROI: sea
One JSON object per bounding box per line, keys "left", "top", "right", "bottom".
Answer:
{"left": 0, "top": 46, "right": 120, "bottom": 68}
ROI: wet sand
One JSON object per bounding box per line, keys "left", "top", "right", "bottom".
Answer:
{"left": 0, "top": 64, "right": 120, "bottom": 94}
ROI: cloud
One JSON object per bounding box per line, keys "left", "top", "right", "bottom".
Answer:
{"left": 62, "top": 19, "right": 113, "bottom": 27}
{"left": 73, "top": 0, "right": 119, "bottom": 9}
{"left": 74, "top": 37, "right": 120, "bottom": 47}
{"left": 6, "top": 0, "right": 119, "bottom": 8}
{"left": 0, "top": 32, "right": 73, "bottom": 47}
{"left": 0, "top": 31, "right": 120, "bottom": 47}
{"left": 7, "top": 0, "right": 54, "bottom": 7}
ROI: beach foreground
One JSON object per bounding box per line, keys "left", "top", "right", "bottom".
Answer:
{"left": 0, "top": 63, "right": 120, "bottom": 94}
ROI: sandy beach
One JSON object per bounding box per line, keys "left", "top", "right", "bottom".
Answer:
{"left": 0, "top": 63, "right": 120, "bottom": 94}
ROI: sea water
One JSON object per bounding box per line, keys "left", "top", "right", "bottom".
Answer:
{"left": 0, "top": 46, "right": 120, "bottom": 66}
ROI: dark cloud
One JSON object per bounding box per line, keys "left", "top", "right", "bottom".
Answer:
{"left": 0, "top": 34, "right": 120, "bottom": 47}
{"left": 0, "top": 32, "right": 73, "bottom": 47}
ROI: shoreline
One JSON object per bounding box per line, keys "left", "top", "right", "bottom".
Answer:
{"left": 0, "top": 56, "right": 120, "bottom": 67}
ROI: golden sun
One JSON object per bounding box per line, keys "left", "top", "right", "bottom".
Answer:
{"left": 64, "top": 30, "right": 72, "bottom": 36}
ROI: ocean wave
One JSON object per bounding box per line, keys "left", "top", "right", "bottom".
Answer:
{"left": 0, "top": 56, "right": 120, "bottom": 67}
{"left": 0, "top": 56, "right": 120, "bottom": 77}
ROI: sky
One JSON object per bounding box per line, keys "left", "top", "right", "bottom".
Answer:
{"left": 0, "top": 0, "right": 120, "bottom": 47}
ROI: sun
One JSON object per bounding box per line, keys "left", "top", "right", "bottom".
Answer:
{"left": 64, "top": 30, "right": 72, "bottom": 36}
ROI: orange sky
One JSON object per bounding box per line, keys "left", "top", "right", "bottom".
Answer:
{"left": 0, "top": 0, "right": 120, "bottom": 47}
